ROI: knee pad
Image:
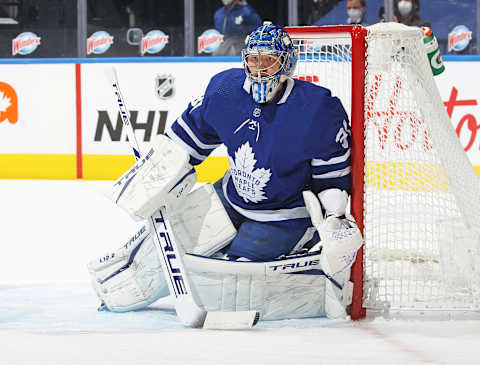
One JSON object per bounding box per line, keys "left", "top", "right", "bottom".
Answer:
{"left": 169, "top": 183, "right": 237, "bottom": 256}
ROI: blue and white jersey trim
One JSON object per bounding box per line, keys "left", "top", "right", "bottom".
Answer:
{"left": 313, "top": 166, "right": 351, "bottom": 179}
{"left": 165, "top": 127, "right": 207, "bottom": 162}
{"left": 311, "top": 149, "right": 350, "bottom": 166}
{"left": 176, "top": 116, "right": 222, "bottom": 150}
{"left": 276, "top": 78, "right": 295, "bottom": 104}
{"left": 222, "top": 171, "right": 309, "bottom": 222}
{"left": 311, "top": 147, "right": 351, "bottom": 180}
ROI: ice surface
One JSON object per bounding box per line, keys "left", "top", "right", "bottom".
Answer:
{"left": 1, "top": 179, "right": 479, "bottom": 365}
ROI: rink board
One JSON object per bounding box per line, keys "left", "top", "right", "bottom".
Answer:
{"left": 0, "top": 57, "right": 479, "bottom": 181}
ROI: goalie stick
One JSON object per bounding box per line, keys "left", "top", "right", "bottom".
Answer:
{"left": 106, "top": 67, "right": 260, "bottom": 329}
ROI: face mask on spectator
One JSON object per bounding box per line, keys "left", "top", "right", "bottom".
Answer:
{"left": 347, "top": 8, "right": 363, "bottom": 23}
{"left": 397, "top": 1, "right": 413, "bottom": 16}
{"left": 222, "top": 0, "right": 234, "bottom": 5}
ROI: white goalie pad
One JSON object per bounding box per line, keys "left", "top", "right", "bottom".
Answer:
{"left": 88, "top": 183, "right": 237, "bottom": 312}
{"left": 87, "top": 225, "right": 169, "bottom": 312}
{"left": 112, "top": 134, "right": 197, "bottom": 221}
{"left": 169, "top": 183, "right": 237, "bottom": 256}
{"left": 184, "top": 252, "right": 354, "bottom": 320}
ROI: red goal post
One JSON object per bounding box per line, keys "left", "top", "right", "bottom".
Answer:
{"left": 286, "top": 24, "right": 480, "bottom": 319}
{"left": 286, "top": 25, "right": 367, "bottom": 319}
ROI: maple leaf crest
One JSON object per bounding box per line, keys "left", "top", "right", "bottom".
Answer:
{"left": 0, "top": 91, "right": 11, "bottom": 112}
{"left": 228, "top": 141, "right": 271, "bottom": 203}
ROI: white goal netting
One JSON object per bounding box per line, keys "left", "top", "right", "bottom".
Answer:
{"left": 289, "top": 22, "right": 480, "bottom": 314}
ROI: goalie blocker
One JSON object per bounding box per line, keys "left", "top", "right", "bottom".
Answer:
{"left": 112, "top": 134, "right": 197, "bottom": 221}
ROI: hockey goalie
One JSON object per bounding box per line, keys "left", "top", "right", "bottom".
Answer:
{"left": 88, "top": 22, "right": 363, "bottom": 322}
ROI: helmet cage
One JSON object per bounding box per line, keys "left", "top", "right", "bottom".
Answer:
{"left": 242, "top": 25, "right": 297, "bottom": 103}
{"left": 242, "top": 48, "right": 291, "bottom": 85}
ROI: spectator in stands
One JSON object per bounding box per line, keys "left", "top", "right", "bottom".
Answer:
{"left": 212, "top": 0, "right": 262, "bottom": 56}
{"left": 395, "top": 0, "right": 430, "bottom": 28}
{"left": 378, "top": 5, "right": 399, "bottom": 23}
{"left": 305, "top": 0, "right": 342, "bottom": 25}
{"left": 346, "top": 0, "right": 367, "bottom": 26}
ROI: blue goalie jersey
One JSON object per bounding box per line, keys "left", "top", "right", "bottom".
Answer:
{"left": 167, "top": 68, "right": 351, "bottom": 224}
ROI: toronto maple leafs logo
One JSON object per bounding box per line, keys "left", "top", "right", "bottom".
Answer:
{"left": 229, "top": 142, "right": 271, "bottom": 203}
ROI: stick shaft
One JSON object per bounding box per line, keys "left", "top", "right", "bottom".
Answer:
{"left": 106, "top": 67, "right": 142, "bottom": 161}
{"left": 106, "top": 66, "right": 207, "bottom": 328}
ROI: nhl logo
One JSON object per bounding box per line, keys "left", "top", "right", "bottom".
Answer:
{"left": 155, "top": 74, "right": 175, "bottom": 100}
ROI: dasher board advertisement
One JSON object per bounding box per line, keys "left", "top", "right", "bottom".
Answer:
{"left": 0, "top": 64, "right": 76, "bottom": 154}
{"left": 81, "top": 62, "right": 236, "bottom": 156}
{"left": 0, "top": 58, "right": 480, "bottom": 180}
{"left": 0, "top": 63, "right": 76, "bottom": 179}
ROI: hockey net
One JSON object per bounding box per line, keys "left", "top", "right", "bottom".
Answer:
{"left": 286, "top": 22, "right": 480, "bottom": 319}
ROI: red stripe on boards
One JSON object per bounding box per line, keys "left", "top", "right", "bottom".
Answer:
{"left": 75, "top": 63, "right": 83, "bottom": 179}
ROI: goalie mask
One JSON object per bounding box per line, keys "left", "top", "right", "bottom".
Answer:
{"left": 242, "top": 23, "right": 297, "bottom": 104}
